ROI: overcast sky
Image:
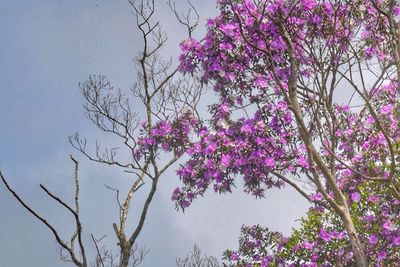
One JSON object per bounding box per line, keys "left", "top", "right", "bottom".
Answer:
{"left": 0, "top": 1, "right": 309, "bottom": 266}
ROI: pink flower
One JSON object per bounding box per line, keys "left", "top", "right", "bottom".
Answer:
{"left": 276, "top": 101, "right": 287, "bottom": 110}
{"left": 394, "top": 6, "right": 400, "bottom": 16}
{"left": 265, "top": 157, "right": 276, "bottom": 168}
{"left": 380, "top": 104, "right": 394, "bottom": 114}
{"left": 254, "top": 77, "right": 268, "bottom": 88}
{"left": 206, "top": 18, "right": 215, "bottom": 27}
{"left": 302, "top": 242, "right": 314, "bottom": 250}
{"left": 361, "top": 30, "right": 372, "bottom": 39}
{"left": 382, "top": 220, "right": 392, "bottom": 230}
{"left": 336, "top": 232, "right": 346, "bottom": 240}
{"left": 240, "top": 122, "right": 254, "bottom": 134}
{"left": 297, "top": 157, "right": 310, "bottom": 169}
{"left": 377, "top": 251, "right": 387, "bottom": 261}
{"left": 230, "top": 252, "right": 239, "bottom": 261}
{"left": 220, "top": 23, "right": 236, "bottom": 36}
{"left": 368, "top": 235, "right": 378, "bottom": 245}
{"left": 206, "top": 142, "right": 218, "bottom": 155}
{"left": 319, "top": 228, "right": 330, "bottom": 241}
{"left": 261, "top": 259, "right": 267, "bottom": 267}
{"left": 171, "top": 187, "right": 181, "bottom": 201}
{"left": 393, "top": 236, "right": 400, "bottom": 246}
{"left": 220, "top": 154, "right": 231, "bottom": 167}
{"left": 310, "top": 192, "right": 323, "bottom": 201}
{"left": 179, "top": 38, "right": 200, "bottom": 52}
{"left": 219, "top": 103, "right": 230, "bottom": 114}
{"left": 346, "top": 252, "right": 353, "bottom": 260}
{"left": 367, "top": 195, "right": 379, "bottom": 203}
{"left": 350, "top": 192, "right": 361, "bottom": 203}
{"left": 301, "top": 0, "right": 318, "bottom": 11}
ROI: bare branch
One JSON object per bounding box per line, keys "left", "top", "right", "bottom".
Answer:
{"left": 0, "top": 170, "right": 85, "bottom": 267}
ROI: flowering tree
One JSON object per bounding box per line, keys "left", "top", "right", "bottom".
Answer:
{"left": 223, "top": 179, "right": 400, "bottom": 266}
{"left": 174, "top": 0, "right": 400, "bottom": 265}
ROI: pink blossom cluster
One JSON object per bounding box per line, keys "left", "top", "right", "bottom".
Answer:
{"left": 135, "top": 111, "right": 200, "bottom": 161}
{"left": 173, "top": 0, "right": 400, "bottom": 264}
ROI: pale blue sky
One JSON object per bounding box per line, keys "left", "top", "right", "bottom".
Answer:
{"left": 0, "top": 1, "right": 308, "bottom": 266}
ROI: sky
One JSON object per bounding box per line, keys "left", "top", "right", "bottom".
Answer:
{"left": 0, "top": 1, "right": 309, "bottom": 266}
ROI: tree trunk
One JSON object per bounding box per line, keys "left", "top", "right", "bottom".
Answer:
{"left": 340, "top": 205, "right": 368, "bottom": 267}
{"left": 119, "top": 250, "right": 130, "bottom": 267}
